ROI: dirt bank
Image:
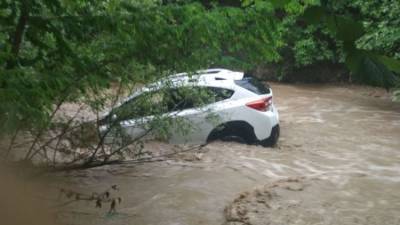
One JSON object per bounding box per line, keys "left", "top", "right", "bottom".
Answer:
{"left": 49, "top": 83, "right": 400, "bottom": 225}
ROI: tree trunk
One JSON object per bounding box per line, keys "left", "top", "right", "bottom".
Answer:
{"left": 7, "top": 0, "right": 30, "bottom": 68}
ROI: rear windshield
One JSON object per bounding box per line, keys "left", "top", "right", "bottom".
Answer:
{"left": 234, "top": 77, "right": 270, "bottom": 94}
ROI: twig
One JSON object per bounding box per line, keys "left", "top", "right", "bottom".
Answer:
{"left": 25, "top": 99, "right": 65, "bottom": 160}
{"left": 3, "top": 128, "right": 20, "bottom": 160}
{"left": 52, "top": 143, "right": 207, "bottom": 171}
{"left": 29, "top": 104, "right": 86, "bottom": 163}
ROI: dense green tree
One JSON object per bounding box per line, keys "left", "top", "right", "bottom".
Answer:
{"left": 244, "top": 0, "right": 400, "bottom": 87}
{"left": 0, "top": 0, "right": 281, "bottom": 135}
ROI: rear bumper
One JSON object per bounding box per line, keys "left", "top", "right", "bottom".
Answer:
{"left": 259, "top": 124, "right": 280, "bottom": 147}
{"left": 250, "top": 104, "right": 279, "bottom": 140}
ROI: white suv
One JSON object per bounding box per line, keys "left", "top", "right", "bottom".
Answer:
{"left": 99, "top": 69, "right": 280, "bottom": 147}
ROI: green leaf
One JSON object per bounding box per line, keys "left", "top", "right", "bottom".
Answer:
{"left": 302, "top": 6, "right": 325, "bottom": 22}
{"left": 377, "top": 55, "right": 400, "bottom": 73}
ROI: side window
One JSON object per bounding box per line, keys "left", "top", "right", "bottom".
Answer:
{"left": 165, "top": 88, "right": 195, "bottom": 112}
{"left": 113, "top": 90, "right": 167, "bottom": 121}
{"left": 210, "top": 87, "right": 234, "bottom": 102}
{"left": 165, "top": 87, "right": 234, "bottom": 112}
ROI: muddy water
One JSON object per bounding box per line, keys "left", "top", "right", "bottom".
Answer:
{"left": 54, "top": 84, "right": 400, "bottom": 225}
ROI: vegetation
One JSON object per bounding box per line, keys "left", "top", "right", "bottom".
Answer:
{"left": 1, "top": 0, "right": 399, "bottom": 167}
{"left": 249, "top": 0, "right": 400, "bottom": 87}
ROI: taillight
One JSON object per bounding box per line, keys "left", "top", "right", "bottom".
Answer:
{"left": 246, "top": 96, "right": 272, "bottom": 112}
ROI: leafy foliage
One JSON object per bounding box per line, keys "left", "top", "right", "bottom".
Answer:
{"left": 0, "top": 0, "right": 281, "bottom": 134}
{"left": 242, "top": 0, "right": 400, "bottom": 87}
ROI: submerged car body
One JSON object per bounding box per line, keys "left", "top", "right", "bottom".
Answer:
{"left": 99, "top": 68, "right": 280, "bottom": 146}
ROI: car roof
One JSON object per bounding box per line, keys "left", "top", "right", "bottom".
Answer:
{"left": 168, "top": 68, "right": 244, "bottom": 83}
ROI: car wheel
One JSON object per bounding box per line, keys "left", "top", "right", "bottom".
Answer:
{"left": 207, "top": 121, "right": 258, "bottom": 145}
{"left": 260, "top": 125, "right": 280, "bottom": 147}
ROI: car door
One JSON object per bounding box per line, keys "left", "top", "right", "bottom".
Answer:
{"left": 167, "top": 86, "right": 235, "bottom": 144}
{"left": 108, "top": 89, "right": 168, "bottom": 143}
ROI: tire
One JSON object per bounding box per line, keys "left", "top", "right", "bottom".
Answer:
{"left": 207, "top": 121, "right": 258, "bottom": 145}
{"left": 260, "top": 125, "right": 280, "bottom": 147}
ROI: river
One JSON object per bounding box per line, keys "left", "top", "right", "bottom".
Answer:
{"left": 51, "top": 83, "right": 400, "bottom": 225}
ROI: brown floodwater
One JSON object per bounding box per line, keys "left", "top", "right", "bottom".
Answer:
{"left": 50, "top": 83, "right": 400, "bottom": 225}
